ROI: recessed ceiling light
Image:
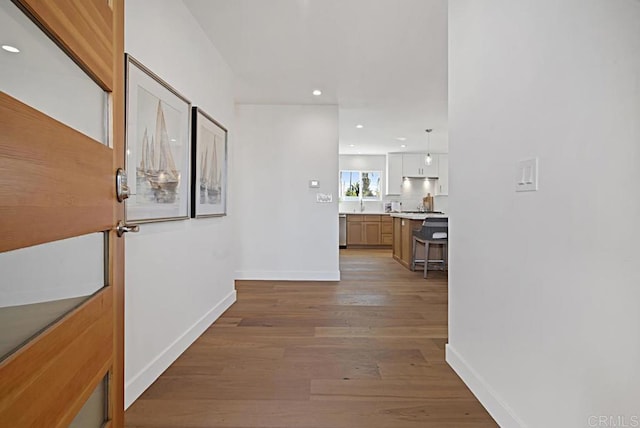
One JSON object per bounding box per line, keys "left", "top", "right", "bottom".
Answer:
{"left": 400, "top": 144, "right": 407, "bottom": 148}
{"left": 349, "top": 144, "right": 355, "bottom": 147}
{"left": 312, "top": 89, "right": 322, "bottom": 96}
{"left": 357, "top": 151, "right": 362, "bottom": 154}
{"left": 2, "top": 45, "right": 20, "bottom": 53}
{"left": 396, "top": 137, "right": 407, "bottom": 141}
{"left": 356, "top": 124, "right": 363, "bottom": 129}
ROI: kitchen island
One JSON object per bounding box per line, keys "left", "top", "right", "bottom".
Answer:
{"left": 390, "top": 213, "right": 447, "bottom": 270}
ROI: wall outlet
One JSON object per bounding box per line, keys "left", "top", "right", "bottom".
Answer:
{"left": 516, "top": 158, "right": 538, "bottom": 192}
{"left": 316, "top": 193, "right": 332, "bottom": 203}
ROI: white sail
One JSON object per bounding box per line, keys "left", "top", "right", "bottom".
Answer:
{"left": 154, "top": 100, "right": 179, "bottom": 181}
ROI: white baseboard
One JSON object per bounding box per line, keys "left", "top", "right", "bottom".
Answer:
{"left": 234, "top": 270, "right": 341, "bottom": 281}
{"left": 446, "top": 344, "right": 526, "bottom": 428}
{"left": 124, "top": 290, "right": 236, "bottom": 409}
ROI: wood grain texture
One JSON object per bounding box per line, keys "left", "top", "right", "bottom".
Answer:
{"left": 15, "top": 0, "right": 114, "bottom": 90}
{"left": 346, "top": 214, "right": 391, "bottom": 248}
{"left": 0, "top": 92, "right": 114, "bottom": 252}
{"left": 0, "top": 1, "right": 124, "bottom": 426}
{"left": 125, "top": 249, "right": 497, "bottom": 427}
{"left": 0, "top": 287, "right": 113, "bottom": 427}
{"left": 393, "top": 218, "right": 443, "bottom": 270}
{"left": 109, "top": 0, "right": 125, "bottom": 425}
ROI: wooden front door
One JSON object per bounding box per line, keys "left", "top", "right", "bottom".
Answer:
{"left": 0, "top": 0, "right": 125, "bottom": 426}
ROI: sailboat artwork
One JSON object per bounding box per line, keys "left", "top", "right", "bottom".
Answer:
{"left": 198, "top": 128, "right": 222, "bottom": 205}
{"left": 136, "top": 100, "right": 182, "bottom": 204}
{"left": 126, "top": 55, "right": 191, "bottom": 222}
{"left": 192, "top": 107, "right": 227, "bottom": 217}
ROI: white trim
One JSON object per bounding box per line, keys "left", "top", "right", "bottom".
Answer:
{"left": 234, "top": 270, "right": 341, "bottom": 281}
{"left": 124, "top": 290, "right": 236, "bottom": 409}
{"left": 446, "top": 344, "right": 526, "bottom": 428}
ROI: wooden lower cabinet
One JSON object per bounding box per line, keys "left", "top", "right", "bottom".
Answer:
{"left": 381, "top": 215, "right": 392, "bottom": 245}
{"left": 346, "top": 214, "right": 391, "bottom": 247}
{"left": 392, "top": 217, "right": 420, "bottom": 268}
{"left": 392, "top": 217, "right": 444, "bottom": 270}
{"left": 347, "top": 220, "right": 364, "bottom": 244}
{"left": 363, "top": 221, "right": 381, "bottom": 245}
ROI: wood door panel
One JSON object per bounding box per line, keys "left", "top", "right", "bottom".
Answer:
{"left": 0, "top": 92, "right": 113, "bottom": 252}
{"left": 363, "top": 222, "right": 381, "bottom": 245}
{"left": 347, "top": 222, "right": 364, "bottom": 245}
{"left": 0, "top": 287, "right": 113, "bottom": 427}
{"left": 0, "top": 0, "right": 124, "bottom": 425}
{"left": 15, "top": 0, "right": 114, "bottom": 90}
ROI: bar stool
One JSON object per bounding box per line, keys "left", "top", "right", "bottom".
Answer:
{"left": 411, "top": 217, "right": 448, "bottom": 278}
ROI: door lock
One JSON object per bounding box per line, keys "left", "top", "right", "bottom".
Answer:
{"left": 115, "top": 168, "right": 130, "bottom": 202}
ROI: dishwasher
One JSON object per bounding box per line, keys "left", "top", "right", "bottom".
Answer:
{"left": 339, "top": 214, "right": 347, "bottom": 248}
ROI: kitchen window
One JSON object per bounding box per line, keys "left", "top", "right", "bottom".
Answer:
{"left": 339, "top": 170, "right": 381, "bottom": 201}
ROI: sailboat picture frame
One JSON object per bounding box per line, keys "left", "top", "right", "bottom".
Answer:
{"left": 125, "top": 54, "right": 192, "bottom": 223}
{"left": 191, "top": 107, "right": 228, "bottom": 218}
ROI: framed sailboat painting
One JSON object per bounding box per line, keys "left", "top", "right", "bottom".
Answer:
{"left": 191, "top": 107, "right": 228, "bottom": 218}
{"left": 125, "top": 55, "right": 192, "bottom": 222}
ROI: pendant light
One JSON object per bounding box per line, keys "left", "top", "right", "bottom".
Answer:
{"left": 425, "top": 129, "right": 433, "bottom": 166}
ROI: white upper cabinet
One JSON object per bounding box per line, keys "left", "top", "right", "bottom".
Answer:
{"left": 402, "top": 153, "right": 439, "bottom": 178}
{"left": 386, "top": 153, "right": 403, "bottom": 195}
{"left": 436, "top": 154, "right": 448, "bottom": 195}
{"left": 402, "top": 154, "right": 425, "bottom": 177}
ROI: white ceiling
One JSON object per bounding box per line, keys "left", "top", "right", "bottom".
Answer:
{"left": 183, "top": 0, "right": 448, "bottom": 155}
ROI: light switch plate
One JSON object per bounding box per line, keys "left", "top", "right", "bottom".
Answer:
{"left": 316, "top": 193, "right": 332, "bottom": 203}
{"left": 516, "top": 158, "right": 538, "bottom": 192}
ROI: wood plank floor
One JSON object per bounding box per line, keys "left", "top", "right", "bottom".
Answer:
{"left": 125, "top": 249, "right": 497, "bottom": 428}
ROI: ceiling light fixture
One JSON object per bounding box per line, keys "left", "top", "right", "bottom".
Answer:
{"left": 400, "top": 144, "right": 407, "bottom": 148}
{"left": 396, "top": 137, "right": 407, "bottom": 141}
{"left": 425, "top": 129, "right": 433, "bottom": 166}
{"left": 2, "top": 45, "right": 20, "bottom": 53}
{"left": 312, "top": 89, "right": 322, "bottom": 96}
{"left": 356, "top": 124, "right": 363, "bottom": 129}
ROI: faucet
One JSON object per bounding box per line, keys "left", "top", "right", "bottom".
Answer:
{"left": 360, "top": 199, "right": 365, "bottom": 212}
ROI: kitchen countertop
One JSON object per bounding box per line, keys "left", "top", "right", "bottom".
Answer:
{"left": 339, "top": 212, "right": 447, "bottom": 219}
{"left": 339, "top": 211, "right": 390, "bottom": 215}
{"left": 389, "top": 212, "right": 447, "bottom": 220}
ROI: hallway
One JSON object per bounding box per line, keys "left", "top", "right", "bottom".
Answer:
{"left": 125, "top": 249, "right": 497, "bottom": 427}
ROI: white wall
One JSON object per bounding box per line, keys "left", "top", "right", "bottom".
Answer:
{"left": 447, "top": 1, "right": 640, "bottom": 427}
{"left": 235, "top": 105, "right": 340, "bottom": 281}
{"left": 124, "top": 0, "right": 236, "bottom": 408}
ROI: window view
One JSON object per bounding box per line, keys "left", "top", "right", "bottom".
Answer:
{"left": 340, "top": 170, "right": 381, "bottom": 200}
{"left": 361, "top": 171, "right": 381, "bottom": 199}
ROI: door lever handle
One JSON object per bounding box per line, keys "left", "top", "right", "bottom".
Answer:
{"left": 116, "top": 220, "right": 140, "bottom": 237}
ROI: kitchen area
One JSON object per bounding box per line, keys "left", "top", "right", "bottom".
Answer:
{"left": 339, "top": 150, "right": 448, "bottom": 272}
